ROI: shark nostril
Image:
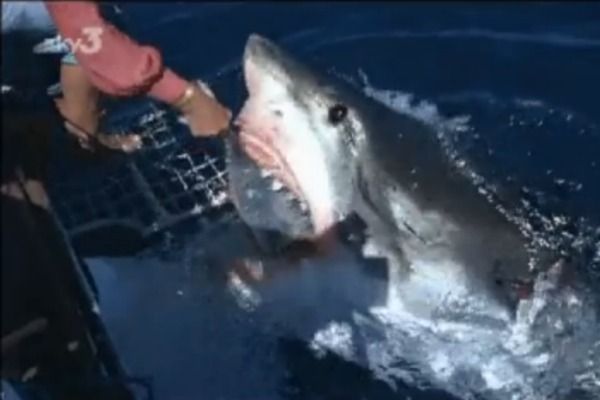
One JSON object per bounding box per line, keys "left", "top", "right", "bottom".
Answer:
{"left": 273, "top": 109, "right": 283, "bottom": 117}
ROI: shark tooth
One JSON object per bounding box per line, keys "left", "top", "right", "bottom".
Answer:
{"left": 271, "top": 179, "right": 284, "bottom": 191}
{"left": 285, "top": 192, "right": 296, "bottom": 201}
{"left": 260, "top": 169, "right": 273, "bottom": 178}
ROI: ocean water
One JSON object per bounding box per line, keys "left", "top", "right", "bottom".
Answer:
{"left": 42, "top": 3, "right": 600, "bottom": 400}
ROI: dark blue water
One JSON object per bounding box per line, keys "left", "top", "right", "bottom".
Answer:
{"left": 47, "top": 3, "right": 600, "bottom": 400}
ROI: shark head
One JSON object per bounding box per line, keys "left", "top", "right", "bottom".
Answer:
{"left": 231, "top": 34, "right": 371, "bottom": 241}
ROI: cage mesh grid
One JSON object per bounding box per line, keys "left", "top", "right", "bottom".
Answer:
{"left": 47, "top": 103, "right": 233, "bottom": 238}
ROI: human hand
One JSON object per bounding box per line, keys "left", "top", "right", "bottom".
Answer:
{"left": 55, "top": 98, "right": 142, "bottom": 153}
{"left": 62, "top": 116, "right": 143, "bottom": 154}
{"left": 176, "top": 81, "right": 232, "bottom": 137}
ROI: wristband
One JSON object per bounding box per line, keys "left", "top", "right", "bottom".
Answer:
{"left": 173, "top": 84, "right": 195, "bottom": 110}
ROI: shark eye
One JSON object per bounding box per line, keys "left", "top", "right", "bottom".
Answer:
{"left": 328, "top": 104, "right": 348, "bottom": 125}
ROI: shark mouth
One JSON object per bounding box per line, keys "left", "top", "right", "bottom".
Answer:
{"left": 233, "top": 84, "right": 335, "bottom": 239}
{"left": 231, "top": 121, "right": 338, "bottom": 249}
{"left": 236, "top": 123, "right": 306, "bottom": 210}
{"left": 232, "top": 36, "right": 341, "bottom": 246}
{"left": 233, "top": 112, "right": 316, "bottom": 238}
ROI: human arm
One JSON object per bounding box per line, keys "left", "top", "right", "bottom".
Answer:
{"left": 45, "top": 1, "right": 230, "bottom": 136}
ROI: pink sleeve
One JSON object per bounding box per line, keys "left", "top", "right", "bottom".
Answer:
{"left": 45, "top": 1, "right": 188, "bottom": 104}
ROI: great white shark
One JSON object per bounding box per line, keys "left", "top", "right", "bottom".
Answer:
{"left": 219, "top": 34, "right": 598, "bottom": 399}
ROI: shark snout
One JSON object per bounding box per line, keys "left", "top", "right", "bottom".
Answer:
{"left": 244, "top": 33, "right": 280, "bottom": 68}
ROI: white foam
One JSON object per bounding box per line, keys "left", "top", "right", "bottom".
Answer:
{"left": 227, "top": 271, "right": 261, "bottom": 311}
{"left": 310, "top": 321, "right": 355, "bottom": 360}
